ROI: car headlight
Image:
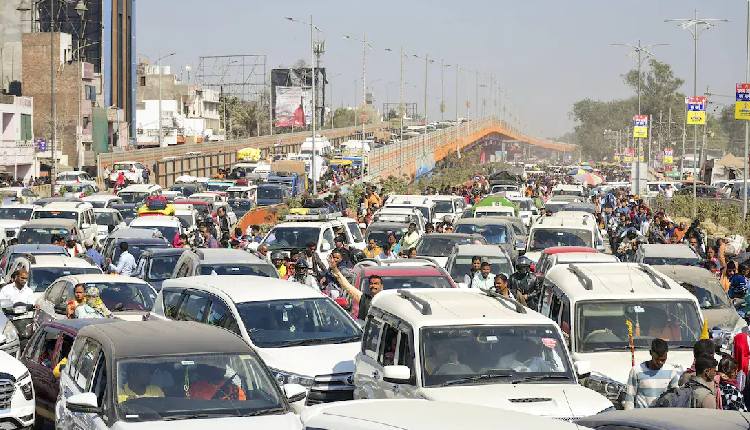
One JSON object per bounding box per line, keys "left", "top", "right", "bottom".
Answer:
{"left": 270, "top": 369, "right": 315, "bottom": 388}
{"left": 582, "top": 373, "right": 626, "bottom": 401}
{"left": 17, "top": 371, "right": 32, "bottom": 400}
{"left": 2, "top": 321, "right": 18, "bottom": 344}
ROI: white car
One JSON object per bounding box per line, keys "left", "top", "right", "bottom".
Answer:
{"left": 0, "top": 187, "right": 38, "bottom": 204}
{"left": 540, "top": 263, "right": 703, "bottom": 407}
{"left": 82, "top": 194, "right": 124, "bottom": 209}
{"left": 31, "top": 201, "right": 99, "bottom": 245}
{"left": 117, "top": 184, "right": 162, "bottom": 206}
{"left": 525, "top": 214, "right": 602, "bottom": 263}
{"left": 302, "top": 399, "right": 582, "bottom": 430}
{"left": 108, "top": 161, "right": 148, "bottom": 184}
{"left": 55, "top": 170, "right": 99, "bottom": 193}
{"left": 354, "top": 288, "right": 612, "bottom": 419}
{"left": 6, "top": 254, "right": 102, "bottom": 300}
{"left": 93, "top": 208, "right": 126, "bottom": 243}
{"left": 429, "top": 195, "right": 466, "bottom": 225}
{"left": 129, "top": 215, "right": 182, "bottom": 243}
{"left": 151, "top": 276, "right": 363, "bottom": 407}
{"left": 0, "top": 204, "right": 35, "bottom": 248}
{"left": 0, "top": 350, "right": 34, "bottom": 428}
{"left": 507, "top": 196, "right": 540, "bottom": 227}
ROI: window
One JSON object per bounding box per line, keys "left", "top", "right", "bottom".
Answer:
{"left": 139, "top": 76, "right": 146, "bottom": 86}
{"left": 206, "top": 298, "right": 238, "bottom": 334}
{"left": 73, "top": 339, "right": 102, "bottom": 391}
{"left": 66, "top": 338, "right": 86, "bottom": 378}
{"left": 321, "top": 228, "right": 335, "bottom": 250}
{"left": 162, "top": 290, "right": 184, "bottom": 319}
{"left": 560, "top": 300, "right": 571, "bottom": 336}
{"left": 397, "top": 331, "right": 414, "bottom": 374}
{"left": 33, "top": 329, "right": 60, "bottom": 368}
{"left": 20, "top": 114, "right": 32, "bottom": 141}
{"left": 362, "top": 317, "right": 383, "bottom": 359}
{"left": 178, "top": 292, "right": 210, "bottom": 322}
{"left": 46, "top": 281, "right": 67, "bottom": 305}
{"left": 379, "top": 324, "right": 399, "bottom": 366}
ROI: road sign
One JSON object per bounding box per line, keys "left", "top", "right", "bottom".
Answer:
{"left": 663, "top": 147, "right": 674, "bottom": 165}
{"left": 736, "top": 83, "right": 750, "bottom": 120}
{"left": 35, "top": 138, "right": 47, "bottom": 152}
{"left": 633, "top": 115, "right": 648, "bottom": 138}
{"left": 686, "top": 96, "right": 707, "bottom": 125}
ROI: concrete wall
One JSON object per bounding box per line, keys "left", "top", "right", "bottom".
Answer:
{"left": 0, "top": 95, "right": 34, "bottom": 180}
{"left": 0, "top": 2, "right": 25, "bottom": 93}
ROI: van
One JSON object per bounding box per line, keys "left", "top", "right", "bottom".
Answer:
{"left": 384, "top": 195, "right": 436, "bottom": 225}
{"left": 31, "top": 201, "right": 98, "bottom": 245}
{"left": 539, "top": 263, "right": 703, "bottom": 407}
{"left": 526, "top": 215, "right": 602, "bottom": 263}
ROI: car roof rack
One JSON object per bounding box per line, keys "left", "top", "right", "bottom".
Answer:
{"left": 485, "top": 289, "right": 527, "bottom": 314}
{"left": 373, "top": 257, "right": 440, "bottom": 268}
{"left": 397, "top": 290, "right": 432, "bottom": 315}
{"left": 567, "top": 264, "right": 593, "bottom": 290}
{"left": 637, "top": 263, "right": 671, "bottom": 289}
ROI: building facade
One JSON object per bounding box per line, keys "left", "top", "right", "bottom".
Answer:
{"left": 0, "top": 95, "right": 34, "bottom": 181}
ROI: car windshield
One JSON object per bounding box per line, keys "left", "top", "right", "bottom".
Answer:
{"left": 449, "top": 256, "right": 513, "bottom": 281}
{"left": 416, "top": 236, "right": 480, "bottom": 257}
{"left": 0, "top": 207, "right": 33, "bottom": 220}
{"left": 434, "top": 200, "right": 454, "bottom": 213}
{"left": 32, "top": 211, "right": 77, "bottom": 220}
{"left": 258, "top": 187, "right": 283, "bottom": 199}
{"left": 361, "top": 275, "right": 453, "bottom": 290}
{"left": 170, "top": 185, "right": 197, "bottom": 196}
{"left": 455, "top": 223, "right": 510, "bottom": 245}
{"left": 346, "top": 222, "right": 363, "bottom": 242}
{"left": 114, "top": 241, "right": 169, "bottom": 262}
{"left": 642, "top": 256, "right": 701, "bottom": 266}
{"left": 387, "top": 205, "right": 430, "bottom": 220}
{"left": 148, "top": 255, "right": 182, "bottom": 280}
{"left": 198, "top": 264, "right": 277, "bottom": 278}
{"left": 206, "top": 183, "right": 232, "bottom": 192}
{"left": 113, "top": 207, "right": 137, "bottom": 222}
{"left": 554, "top": 190, "right": 583, "bottom": 196}
{"left": 83, "top": 282, "right": 155, "bottom": 311}
{"left": 263, "top": 227, "right": 319, "bottom": 251}
{"left": 512, "top": 200, "right": 534, "bottom": 211}
{"left": 58, "top": 174, "right": 87, "bottom": 181}
{"left": 544, "top": 202, "right": 569, "bottom": 213}
{"left": 95, "top": 212, "right": 119, "bottom": 225}
{"left": 18, "top": 227, "right": 70, "bottom": 244}
{"left": 113, "top": 163, "right": 133, "bottom": 171}
{"left": 474, "top": 209, "right": 514, "bottom": 218}
{"left": 30, "top": 267, "right": 101, "bottom": 292}
{"left": 575, "top": 300, "right": 702, "bottom": 353}
{"left": 366, "top": 227, "right": 407, "bottom": 248}
{"left": 679, "top": 282, "right": 730, "bottom": 310}
{"left": 119, "top": 192, "right": 148, "bottom": 204}
{"left": 87, "top": 200, "right": 106, "bottom": 208}
{"left": 529, "top": 229, "right": 592, "bottom": 251}
{"left": 236, "top": 298, "right": 362, "bottom": 348}
{"left": 116, "top": 353, "right": 285, "bottom": 422}
{"left": 227, "top": 190, "right": 249, "bottom": 199}
{"left": 134, "top": 225, "right": 179, "bottom": 242}
{"left": 420, "top": 325, "right": 574, "bottom": 387}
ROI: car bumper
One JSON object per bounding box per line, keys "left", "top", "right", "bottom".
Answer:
{"left": 305, "top": 373, "right": 355, "bottom": 406}
{"left": 0, "top": 394, "right": 35, "bottom": 429}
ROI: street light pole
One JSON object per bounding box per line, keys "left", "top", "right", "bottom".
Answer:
{"left": 666, "top": 10, "right": 726, "bottom": 218}
{"left": 745, "top": 0, "right": 750, "bottom": 218}
{"left": 156, "top": 52, "right": 175, "bottom": 148}
{"left": 50, "top": 0, "right": 56, "bottom": 189}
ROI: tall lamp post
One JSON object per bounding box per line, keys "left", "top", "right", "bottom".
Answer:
{"left": 440, "top": 60, "right": 451, "bottom": 121}
{"left": 344, "top": 33, "right": 373, "bottom": 180}
{"left": 155, "top": 52, "right": 176, "bottom": 148}
{"left": 286, "top": 16, "right": 323, "bottom": 194}
{"left": 611, "top": 41, "right": 667, "bottom": 197}
{"left": 665, "top": 10, "right": 726, "bottom": 217}
{"left": 744, "top": 0, "right": 750, "bottom": 218}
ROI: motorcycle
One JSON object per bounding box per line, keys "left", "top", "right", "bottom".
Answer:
{"left": 1, "top": 302, "right": 35, "bottom": 354}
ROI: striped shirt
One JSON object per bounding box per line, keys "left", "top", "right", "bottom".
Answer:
{"left": 623, "top": 361, "right": 680, "bottom": 409}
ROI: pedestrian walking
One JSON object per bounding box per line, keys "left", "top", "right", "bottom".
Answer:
{"left": 623, "top": 338, "right": 679, "bottom": 409}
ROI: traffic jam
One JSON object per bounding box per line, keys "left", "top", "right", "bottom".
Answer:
{"left": 0, "top": 159, "right": 748, "bottom": 429}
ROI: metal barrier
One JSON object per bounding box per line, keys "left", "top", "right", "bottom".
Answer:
{"left": 153, "top": 151, "right": 238, "bottom": 188}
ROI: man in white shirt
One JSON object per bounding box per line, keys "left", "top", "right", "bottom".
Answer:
{"left": 399, "top": 222, "right": 420, "bottom": 251}
{"left": 470, "top": 262, "right": 495, "bottom": 292}
{"left": 0, "top": 268, "right": 34, "bottom": 305}
{"left": 107, "top": 242, "right": 137, "bottom": 276}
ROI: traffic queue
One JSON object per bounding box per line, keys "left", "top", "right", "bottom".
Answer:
{"left": 0, "top": 163, "right": 748, "bottom": 429}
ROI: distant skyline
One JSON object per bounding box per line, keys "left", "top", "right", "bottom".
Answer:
{"left": 137, "top": 1, "right": 746, "bottom": 140}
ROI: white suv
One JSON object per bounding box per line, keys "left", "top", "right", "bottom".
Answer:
{"left": 540, "top": 262, "right": 703, "bottom": 407}
{"left": 31, "top": 201, "right": 99, "bottom": 245}
{"left": 526, "top": 214, "right": 602, "bottom": 263}
{"left": 353, "top": 288, "right": 612, "bottom": 419}
{"left": 0, "top": 350, "right": 34, "bottom": 429}
{"left": 6, "top": 254, "right": 102, "bottom": 300}
{"left": 150, "top": 275, "right": 363, "bottom": 406}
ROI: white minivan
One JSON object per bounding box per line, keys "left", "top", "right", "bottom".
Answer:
{"left": 151, "top": 276, "right": 363, "bottom": 406}
{"left": 31, "top": 201, "right": 99, "bottom": 245}
{"left": 353, "top": 288, "right": 613, "bottom": 419}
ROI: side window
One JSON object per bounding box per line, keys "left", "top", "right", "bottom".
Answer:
{"left": 72, "top": 339, "right": 102, "bottom": 391}
{"left": 46, "top": 281, "right": 65, "bottom": 303}
{"left": 549, "top": 293, "right": 562, "bottom": 322}
{"left": 162, "top": 289, "right": 184, "bottom": 319}
{"left": 206, "top": 297, "right": 236, "bottom": 332}
{"left": 24, "top": 329, "right": 46, "bottom": 361}
{"left": 59, "top": 283, "right": 74, "bottom": 305}
{"left": 177, "top": 292, "right": 210, "bottom": 322}
{"left": 396, "top": 330, "right": 415, "bottom": 379}
{"left": 378, "top": 324, "right": 399, "bottom": 366}
{"left": 56, "top": 334, "right": 74, "bottom": 366}
{"left": 321, "top": 228, "right": 335, "bottom": 250}
{"left": 560, "top": 298, "right": 571, "bottom": 336}
{"left": 90, "top": 353, "right": 107, "bottom": 408}
{"left": 362, "top": 316, "right": 383, "bottom": 359}
{"left": 34, "top": 329, "right": 61, "bottom": 368}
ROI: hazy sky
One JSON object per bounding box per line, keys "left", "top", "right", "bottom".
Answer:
{"left": 137, "top": 0, "right": 746, "bottom": 139}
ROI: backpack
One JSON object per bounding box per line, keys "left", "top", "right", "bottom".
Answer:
{"left": 651, "top": 380, "right": 700, "bottom": 408}
{"left": 145, "top": 195, "right": 167, "bottom": 210}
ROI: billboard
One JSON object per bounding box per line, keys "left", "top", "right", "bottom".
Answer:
{"left": 274, "top": 86, "right": 313, "bottom": 128}
{"left": 686, "top": 96, "right": 707, "bottom": 125}
{"left": 736, "top": 83, "right": 750, "bottom": 121}
{"left": 633, "top": 115, "right": 648, "bottom": 138}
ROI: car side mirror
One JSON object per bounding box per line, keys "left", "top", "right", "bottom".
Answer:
{"left": 283, "top": 383, "right": 307, "bottom": 403}
{"left": 574, "top": 360, "right": 591, "bottom": 379}
{"left": 66, "top": 392, "right": 101, "bottom": 414}
{"left": 383, "top": 365, "right": 412, "bottom": 384}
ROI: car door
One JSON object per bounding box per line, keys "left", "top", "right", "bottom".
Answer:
{"left": 36, "top": 280, "right": 68, "bottom": 326}
{"left": 319, "top": 228, "right": 335, "bottom": 263}
{"left": 379, "top": 323, "right": 417, "bottom": 399}
{"left": 22, "top": 326, "right": 60, "bottom": 420}
{"left": 63, "top": 337, "right": 108, "bottom": 429}
{"left": 84, "top": 209, "right": 97, "bottom": 243}
{"left": 175, "top": 290, "right": 211, "bottom": 323}
{"left": 353, "top": 315, "right": 385, "bottom": 399}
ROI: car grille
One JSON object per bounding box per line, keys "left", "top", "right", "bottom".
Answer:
{"left": 0, "top": 379, "right": 14, "bottom": 409}
{"left": 508, "top": 397, "right": 552, "bottom": 403}
{"left": 305, "top": 372, "right": 354, "bottom": 405}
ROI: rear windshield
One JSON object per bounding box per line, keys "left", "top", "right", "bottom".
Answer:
{"left": 198, "top": 264, "right": 277, "bottom": 278}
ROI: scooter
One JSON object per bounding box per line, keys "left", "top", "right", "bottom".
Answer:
{"left": 2, "top": 302, "right": 35, "bottom": 354}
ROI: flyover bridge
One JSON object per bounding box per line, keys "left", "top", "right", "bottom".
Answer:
{"left": 97, "top": 117, "right": 574, "bottom": 187}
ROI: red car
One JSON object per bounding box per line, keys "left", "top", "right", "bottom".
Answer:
{"left": 533, "top": 246, "right": 599, "bottom": 286}
{"left": 341, "top": 261, "right": 458, "bottom": 319}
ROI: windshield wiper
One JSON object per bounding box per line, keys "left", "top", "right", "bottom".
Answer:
{"left": 162, "top": 413, "right": 211, "bottom": 421}
{"left": 511, "top": 374, "right": 571, "bottom": 384}
{"left": 274, "top": 338, "right": 333, "bottom": 347}
{"left": 440, "top": 371, "right": 513, "bottom": 387}
{"left": 240, "top": 407, "right": 287, "bottom": 417}
{"left": 329, "top": 335, "right": 362, "bottom": 344}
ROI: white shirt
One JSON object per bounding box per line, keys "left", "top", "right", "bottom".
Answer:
{"left": 0, "top": 282, "right": 35, "bottom": 305}
{"left": 110, "top": 250, "right": 137, "bottom": 276}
